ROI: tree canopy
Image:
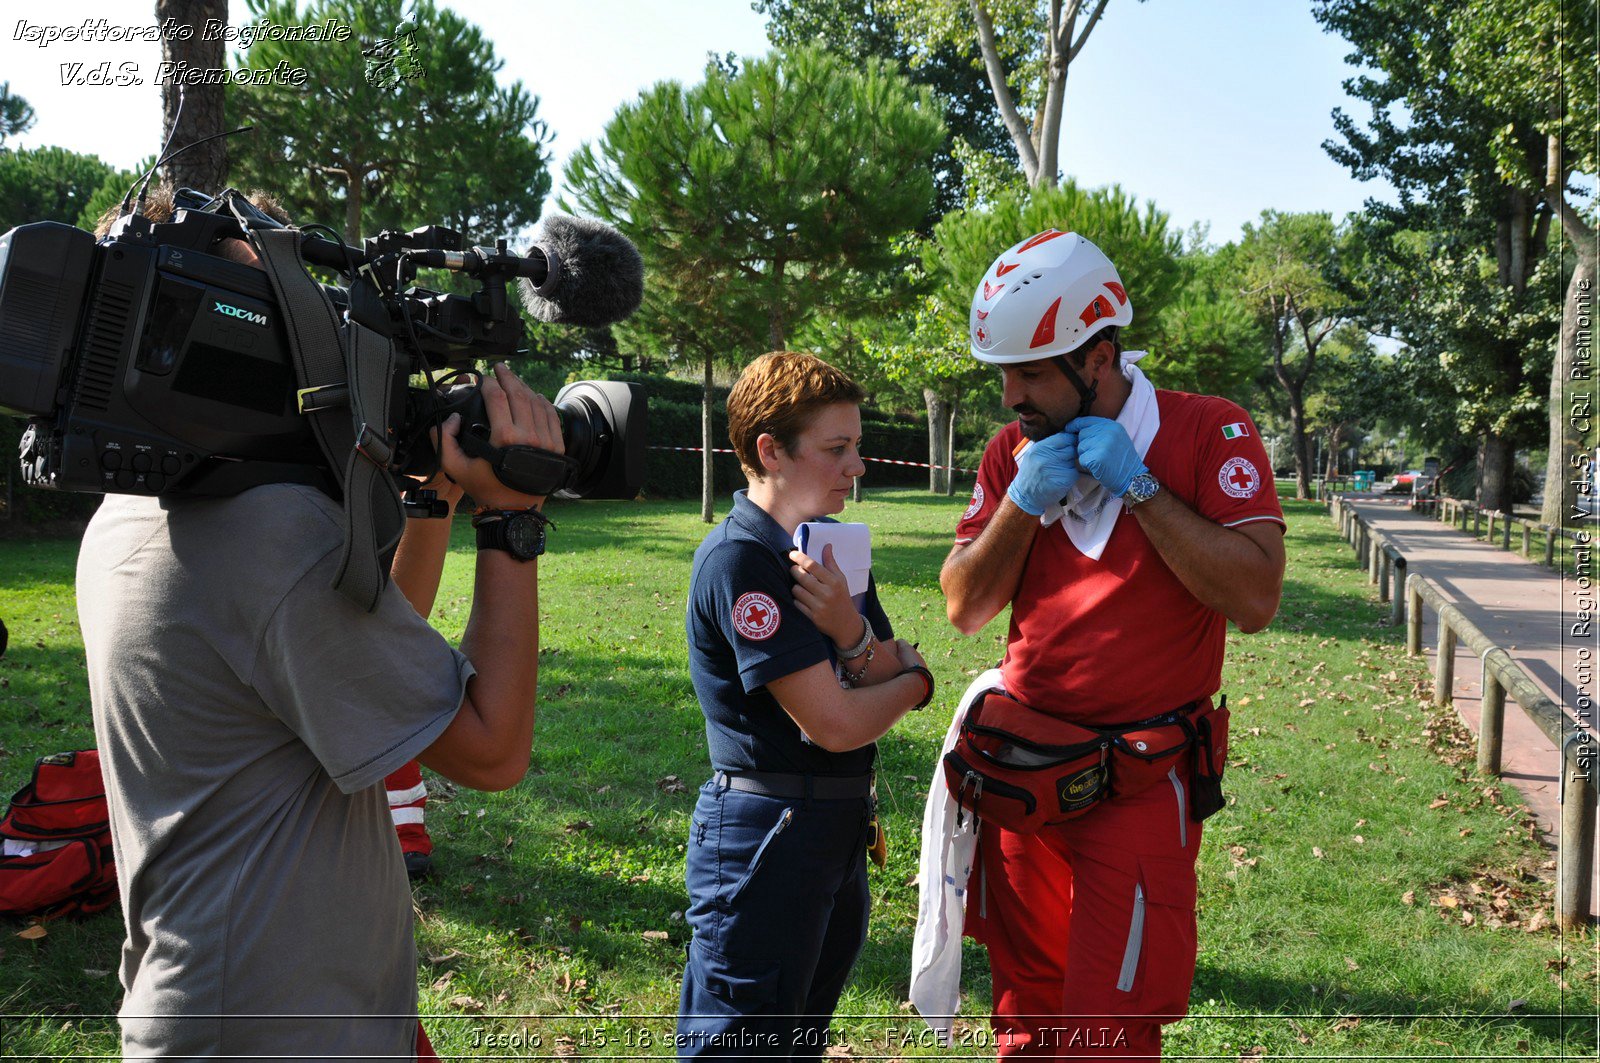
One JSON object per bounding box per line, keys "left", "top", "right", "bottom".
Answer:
{"left": 563, "top": 45, "right": 945, "bottom": 518}
{"left": 0, "top": 83, "right": 36, "bottom": 149}
{"left": 758, "top": 0, "right": 1016, "bottom": 218}
{"left": 229, "top": 0, "right": 550, "bottom": 243}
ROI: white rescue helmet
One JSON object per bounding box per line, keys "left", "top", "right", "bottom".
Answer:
{"left": 968, "top": 230, "right": 1133, "bottom": 364}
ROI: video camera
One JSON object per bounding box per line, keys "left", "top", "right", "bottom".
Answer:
{"left": 0, "top": 187, "right": 647, "bottom": 505}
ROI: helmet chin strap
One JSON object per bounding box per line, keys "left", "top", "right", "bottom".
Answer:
{"left": 1052, "top": 355, "right": 1098, "bottom": 420}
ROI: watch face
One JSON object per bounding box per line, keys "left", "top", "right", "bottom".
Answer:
{"left": 1127, "top": 474, "right": 1158, "bottom": 503}
{"left": 504, "top": 514, "right": 542, "bottom": 558}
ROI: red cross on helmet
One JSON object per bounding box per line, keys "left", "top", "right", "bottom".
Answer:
{"left": 968, "top": 230, "right": 1134, "bottom": 364}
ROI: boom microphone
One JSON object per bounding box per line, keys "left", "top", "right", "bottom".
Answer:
{"left": 518, "top": 214, "right": 644, "bottom": 328}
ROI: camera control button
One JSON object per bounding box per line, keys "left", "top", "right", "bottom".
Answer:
{"left": 131, "top": 453, "right": 153, "bottom": 473}
{"left": 114, "top": 469, "right": 137, "bottom": 490}
{"left": 100, "top": 450, "right": 122, "bottom": 471}
{"left": 144, "top": 474, "right": 166, "bottom": 492}
{"left": 161, "top": 455, "right": 181, "bottom": 475}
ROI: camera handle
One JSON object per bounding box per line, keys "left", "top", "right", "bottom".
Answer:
{"left": 455, "top": 430, "right": 579, "bottom": 499}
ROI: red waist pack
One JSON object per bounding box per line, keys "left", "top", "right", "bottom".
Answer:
{"left": 942, "top": 691, "right": 1228, "bottom": 835}
{"left": 0, "top": 750, "right": 118, "bottom": 919}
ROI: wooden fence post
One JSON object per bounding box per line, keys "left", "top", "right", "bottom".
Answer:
{"left": 1407, "top": 577, "right": 1423, "bottom": 656}
{"left": 1435, "top": 622, "right": 1457, "bottom": 706}
{"left": 1478, "top": 671, "right": 1505, "bottom": 775}
{"left": 1558, "top": 745, "right": 1596, "bottom": 929}
{"left": 1501, "top": 514, "right": 1512, "bottom": 550}
{"left": 1521, "top": 523, "right": 1531, "bottom": 557}
{"left": 1391, "top": 556, "right": 1406, "bottom": 627}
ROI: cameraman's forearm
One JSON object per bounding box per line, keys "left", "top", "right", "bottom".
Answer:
{"left": 391, "top": 513, "right": 456, "bottom": 619}
{"left": 419, "top": 552, "right": 539, "bottom": 791}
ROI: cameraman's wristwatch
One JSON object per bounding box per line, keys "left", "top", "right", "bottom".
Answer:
{"left": 1122, "top": 472, "right": 1161, "bottom": 507}
{"left": 472, "top": 508, "right": 548, "bottom": 561}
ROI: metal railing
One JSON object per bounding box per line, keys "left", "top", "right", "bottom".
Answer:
{"left": 1328, "top": 495, "right": 1597, "bottom": 927}
{"left": 1406, "top": 574, "right": 1597, "bottom": 929}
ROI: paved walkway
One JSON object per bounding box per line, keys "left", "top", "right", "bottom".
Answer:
{"left": 1339, "top": 495, "right": 1597, "bottom": 917}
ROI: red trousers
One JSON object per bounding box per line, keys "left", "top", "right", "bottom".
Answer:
{"left": 966, "top": 763, "right": 1202, "bottom": 1060}
{"left": 385, "top": 760, "right": 432, "bottom": 857}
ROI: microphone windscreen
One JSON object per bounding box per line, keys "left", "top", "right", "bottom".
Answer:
{"left": 518, "top": 214, "right": 644, "bottom": 328}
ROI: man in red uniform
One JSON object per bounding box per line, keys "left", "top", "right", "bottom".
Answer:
{"left": 941, "top": 231, "right": 1286, "bottom": 1058}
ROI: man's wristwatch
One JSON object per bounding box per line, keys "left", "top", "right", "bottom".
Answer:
{"left": 472, "top": 508, "right": 549, "bottom": 561}
{"left": 1122, "top": 471, "right": 1161, "bottom": 507}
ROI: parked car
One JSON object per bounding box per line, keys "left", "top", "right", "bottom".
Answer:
{"left": 1391, "top": 469, "right": 1423, "bottom": 489}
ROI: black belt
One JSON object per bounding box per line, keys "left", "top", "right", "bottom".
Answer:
{"left": 713, "top": 770, "right": 871, "bottom": 800}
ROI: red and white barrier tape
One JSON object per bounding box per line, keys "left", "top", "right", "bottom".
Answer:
{"left": 648, "top": 445, "right": 976, "bottom": 475}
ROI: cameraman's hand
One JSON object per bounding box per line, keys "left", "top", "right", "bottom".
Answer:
{"left": 407, "top": 468, "right": 466, "bottom": 513}
{"left": 439, "top": 363, "right": 561, "bottom": 511}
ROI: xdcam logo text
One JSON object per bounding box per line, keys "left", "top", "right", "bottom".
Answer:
{"left": 211, "top": 301, "right": 267, "bottom": 326}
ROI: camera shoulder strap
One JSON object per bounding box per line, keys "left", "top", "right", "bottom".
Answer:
{"left": 248, "top": 226, "right": 405, "bottom": 613}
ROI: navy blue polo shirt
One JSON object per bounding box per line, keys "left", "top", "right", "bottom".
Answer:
{"left": 686, "top": 490, "right": 893, "bottom": 776}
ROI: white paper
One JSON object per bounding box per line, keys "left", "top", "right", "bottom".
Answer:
{"left": 793, "top": 521, "right": 872, "bottom": 597}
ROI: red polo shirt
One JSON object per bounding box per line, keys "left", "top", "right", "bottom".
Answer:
{"left": 955, "top": 390, "right": 1284, "bottom": 723}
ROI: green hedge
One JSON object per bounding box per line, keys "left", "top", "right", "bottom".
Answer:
{"left": 581, "top": 371, "right": 949, "bottom": 499}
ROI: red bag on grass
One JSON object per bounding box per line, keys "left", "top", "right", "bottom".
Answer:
{"left": 0, "top": 750, "right": 117, "bottom": 919}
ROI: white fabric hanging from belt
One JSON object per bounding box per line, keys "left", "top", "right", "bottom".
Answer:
{"left": 909, "top": 668, "right": 999, "bottom": 1038}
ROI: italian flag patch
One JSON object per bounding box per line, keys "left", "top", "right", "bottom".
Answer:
{"left": 1221, "top": 422, "right": 1249, "bottom": 440}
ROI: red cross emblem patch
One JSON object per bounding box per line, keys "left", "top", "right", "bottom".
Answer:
{"left": 1218, "top": 457, "right": 1261, "bottom": 499}
{"left": 962, "top": 482, "right": 985, "bottom": 521}
{"left": 732, "top": 591, "right": 781, "bottom": 641}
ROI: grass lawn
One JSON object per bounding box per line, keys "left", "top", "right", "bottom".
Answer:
{"left": 0, "top": 488, "right": 1594, "bottom": 1058}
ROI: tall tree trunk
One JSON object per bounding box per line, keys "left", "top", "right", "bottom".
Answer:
{"left": 1286, "top": 385, "right": 1311, "bottom": 500}
{"left": 924, "top": 388, "right": 951, "bottom": 493}
{"left": 1324, "top": 423, "right": 1344, "bottom": 480}
{"left": 970, "top": 0, "right": 1040, "bottom": 185}
{"left": 1479, "top": 432, "right": 1516, "bottom": 513}
{"left": 345, "top": 173, "right": 363, "bottom": 244}
{"left": 1542, "top": 244, "right": 1597, "bottom": 524}
{"left": 156, "top": 0, "right": 229, "bottom": 194}
{"left": 945, "top": 401, "right": 960, "bottom": 497}
{"left": 701, "top": 352, "right": 715, "bottom": 524}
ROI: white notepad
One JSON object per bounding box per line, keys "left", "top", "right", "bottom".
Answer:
{"left": 792, "top": 521, "right": 872, "bottom": 597}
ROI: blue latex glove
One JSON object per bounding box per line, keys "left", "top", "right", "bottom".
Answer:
{"left": 1067, "top": 416, "right": 1147, "bottom": 498}
{"left": 1007, "top": 431, "right": 1080, "bottom": 516}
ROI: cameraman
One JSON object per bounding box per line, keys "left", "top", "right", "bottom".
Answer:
{"left": 78, "top": 199, "right": 557, "bottom": 1058}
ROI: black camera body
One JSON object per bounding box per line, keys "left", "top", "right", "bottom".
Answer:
{"left": 0, "top": 194, "right": 645, "bottom": 504}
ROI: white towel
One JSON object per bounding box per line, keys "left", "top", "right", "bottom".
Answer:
{"left": 1037, "top": 351, "right": 1160, "bottom": 561}
{"left": 909, "top": 668, "right": 1003, "bottom": 1040}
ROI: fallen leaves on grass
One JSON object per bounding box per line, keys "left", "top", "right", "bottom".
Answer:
{"left": 658, "top": 774, "right": 688, "bottom": 794}
{"left": 563, "top": 820, "right": 593, "bottom": 833}
{"left": 16, "top": 925, "right": 45, "bottom": 940}
{"left": 642, "top": 930, "right": 669, "bottom": 942}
